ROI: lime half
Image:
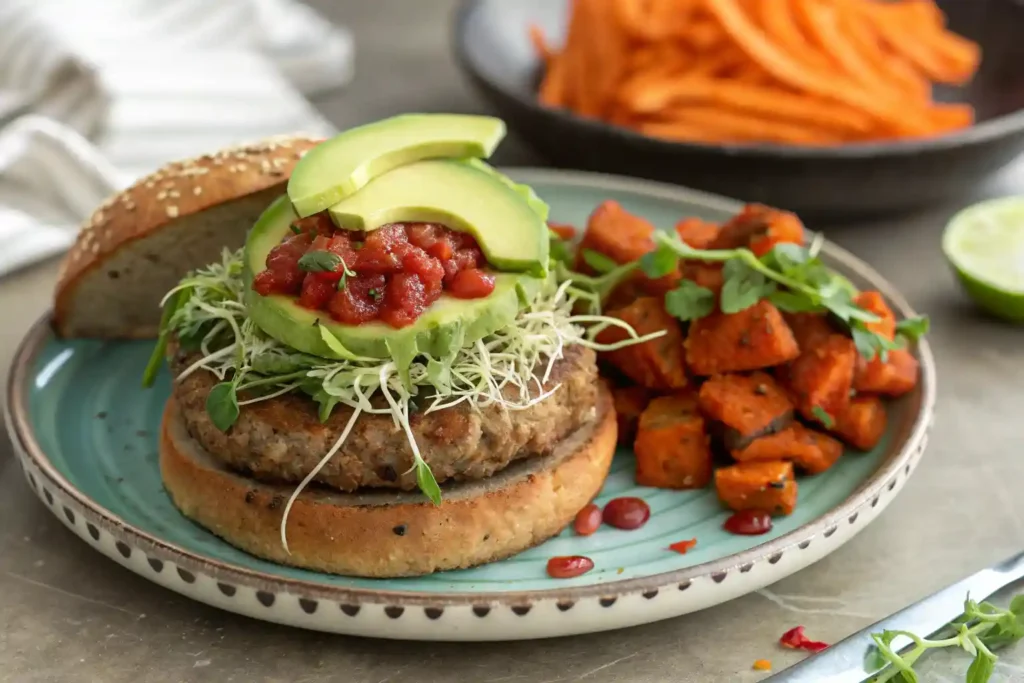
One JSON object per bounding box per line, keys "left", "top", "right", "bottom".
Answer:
{"left": 943, "top": 196, "right": 1024, "bottom": 322}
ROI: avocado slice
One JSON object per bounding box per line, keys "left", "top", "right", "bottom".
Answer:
{"left": 243, "top": 196, "right": 544, "bottom": 374}
{"left": 326, "top": 160, "right": 549, "bottom": 277}
{"left": 288, "top": 114, "right": 506, "bottom": 218}
{"left": 462, "top": 158, "right": 550, "bottom": 222}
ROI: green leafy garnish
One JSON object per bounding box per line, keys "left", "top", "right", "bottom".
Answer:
{"left": 868, "top": 595, "right": 1024, "bottom": 683}
{"left": 581, "top": 248, "right": 619, "bottom": 275}
{"left": 811, "top": 405, "right": 834, "bottom": 428}
{"left": 548, "top": 229, "right": 573, "bottom": 266}
{"left": 648, "top": 232, "right": 926, "bottom": 361}
{"left": 142, "top": 285, "right": 191, "bottom": 388}
{"left": 896, "top": 315, "right": 930, "bottom": 342}
{"left": 415, "top": 460, "right": 442, "bottom": 506}
{"left": 664, "top": 281, "right": 716, "bottom": 321}
{"left": 297, "top": 249, "right": 341, "bottom": 273}
{"left": 206, "top": 381, "right": 240, "bottom": 431}
{"left": 720, "top": 259, "right": 776, "bottom": 314}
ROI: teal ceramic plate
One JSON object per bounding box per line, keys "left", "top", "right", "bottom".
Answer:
{"left": 4, "top": 170, "right": 935, "bottom": 641}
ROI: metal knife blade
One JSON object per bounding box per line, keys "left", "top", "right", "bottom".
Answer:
{"left": 766, "top": 549, "right": 1024, "bottom": 683}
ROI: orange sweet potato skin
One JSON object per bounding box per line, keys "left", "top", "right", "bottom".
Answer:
{"left": 575, "top": 200, "right": 656, "bottom": 270}
{"left": 685, "top": 300, "right": 800, "bottom": 375}
{"left": 613, "top": 385, "right": 651, "bottom": 446}
{"left": 597, "top": 297, "right": 689, "bottom": 390}
{"left": 709, "top": 204, "right": 805, "bottom": 257}
{"left": 698, "top": 372, "right": 794, "bottom": 441}
{"left": 782, "top": 333, "right": 857, "bottom": 425}
{"left": 833, "top": 396, "right": 888, "bottom": 451}
{"left": 732, "top": 423, "right": 843, "bottom": 474}
{"left": 635, "top": 394, "right": 712, "bottom": 489}
{"left": 785, "top": 313, "right": 834, "bottom": 350}
{"left": 715, "top": 460, "right": 798, "bottom": 515}
{"left": 855, "top": 291, "right": 896, "bottom": 341}
{"left": 675, "top": 217, "right": 721, "bottom": 249}
{"left": 854, "top": 348, "right": 919, "bottom": 397}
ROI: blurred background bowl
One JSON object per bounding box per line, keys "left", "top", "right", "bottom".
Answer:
{"left": 452, "top": 0, "right": 1024, "bottom": 219}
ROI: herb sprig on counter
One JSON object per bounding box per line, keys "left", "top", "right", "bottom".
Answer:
{"left": 640, "top": 232, "right": 929, "bottom": 361}
{"left": 868, "top": 595, "right": 1024, "bottom": 683}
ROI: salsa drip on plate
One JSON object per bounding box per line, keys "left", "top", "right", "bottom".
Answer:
{"left": 253, "top": 213, "right": 496, "bottom": 328}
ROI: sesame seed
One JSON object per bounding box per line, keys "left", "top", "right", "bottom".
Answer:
{"left": 126, "top": 202, "right": 136, "bottom": 211}
{"left": 193, "top": 187, "right": 203, "bottom": 196}
{"left": 272, "top": 158, "right": 285, "bottom": 168}
{"left": 237, "top": 163, "right": 247, "bottom": 171}
{"left": 296, "top": 150, "right": 308, "bottom": 158}
{"left": 169, "top": 190, "right": 180, "bottom": 198}
{"left": 260, "top": 160, "right": 271, "bottom": 173}
{"left": 145, "top": 181, "right": 155, "bottom": 188}
{"left": 166, "top": 206, "right": 179, "bottom": 218}
{"left": 156, "top": 191, "right": 168, "bottom": 200}
{"left": 90, "top": 243, "right": 99, "bottom": 253}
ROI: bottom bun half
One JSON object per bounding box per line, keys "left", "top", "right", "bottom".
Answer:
{"left": 159, "top": 385, "right": 616, "bottom": 578}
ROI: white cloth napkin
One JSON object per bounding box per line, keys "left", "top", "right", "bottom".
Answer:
{"left": 0, "top": 0, "right": 350, "bottom": 278}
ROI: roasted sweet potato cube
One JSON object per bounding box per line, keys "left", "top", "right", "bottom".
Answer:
{"left": 854, "top": 348, "right": 919, "bottom": 397}
{"left": 782, "top": 333, "right": 857, "bottom": 425}
{"left": 575, "top": 200, "right": 655, "bottom": 270}
{"left": 698, "top": 372, "right": 794, "bottom": 448}
{"left": 784, "top": 312, "right": 834, "bottom": 351}
{"left": 854, "top": 291, "right": 896, "bottom": 341}
{"left": 732, "top": 423, "right": 844, "bottom": 475}
{"left": 681, "top": 262, "right": 725, "bottom": 294}
{"left": 596, "top": 297, "right": 688, "bottom": 390}
{"left": 715, "top": 460, "right": 798, "bottom": 515}
{"left": 675, "top": 217, "right": 720, "bottom": 249}
{"left": 635, "top": 394, "right": 712, "bottom": 489}
{"left": 604, "top": 277, "right": 647, "bottom": 311}
{"left": 709, "top": 204, "right": 805, "bottom": 256}
{"left": 613, "top": 385, "right": 651, "bottom": 446}
{"left": 685, "top": 300, "right": 800, "bottom": 375}
{"left": 833, "top": 396, "right": 887, "bottom": 451}
{"left": 547, "top": 222, "right": 577, "bottom": 240}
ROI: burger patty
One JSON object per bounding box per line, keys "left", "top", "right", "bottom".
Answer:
{"left": 169, "top": 343, "right": 599, "bottom": 492}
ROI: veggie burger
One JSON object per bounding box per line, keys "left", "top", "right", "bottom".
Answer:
{"left": 54, "top": 115, "right": 652, "bottom": 577}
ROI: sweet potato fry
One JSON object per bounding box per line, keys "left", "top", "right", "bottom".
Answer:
{"left": 529, "top": 23, "right": 554, "bottom": 64}
{"left": 842, "top": 6, "right": 932, "bottom": 104}
{"left": 715, "top": 460, "right": 798, "bottom": 515}
{"left": 780, "top": 332, "right": 857, "bottom": 425}
{"left": 575, "top": 200, "right": 656, "bottom": 269}
{"left": 539, "top": 53, "right": 570, "bottom": 109}
{"left": 854, "top": 347, "right": 919, "bottom": 397}
{"left": 698, "top": 371, "right": 794, "bottom": 449}
{"left": 832, "top": 395, "right": 887, "bottom": 451}
{"left": 658, "top": 106, "right": 840, "bottom": 145}
{"left": 635, "top": 393, "right": 713, "bottom": 488}
{"left": 686, "top": 300, "right": 800, "bottom": 375}
{"left": 623, "top": 77, "right": 875, "bottom": 137}
{"left": 732, "top": 423, "right": 843, "bottom": 475}
{"left": 613, "top": 385, "right": 652, "bottom": 445}
{"left": 597, "top": 297, "right": 689, "bottom": 390}
{"left": 854, "top": 291, "right": 895, "bottom": 341}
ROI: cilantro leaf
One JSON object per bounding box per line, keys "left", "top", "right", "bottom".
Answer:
{"left": 640, "top": 243, "right": 679, "bottom": 278}
{"left": 811, "top": 405, "right": 835, "bottom": 428}
{"left": 768, "top": 290, "right": 821, "bottom": 313}
{"left": 664, "top": 281, "right": 716, "bottom": 321}
{"left": 297, "top": 250, "right": 342, "bottom": 273}
{"left": 581, "top": 249, "right": 619, "bottom": 275}
{"left": 896, "top": 315, "right": 930, "bottom": 342}
{"left": 720, "top": 260, "right": 776, "bottom": 314}
{"left": 206, "top": 382, "right": 240, "bottom": 432}
{"left": 852, "top": 325, "right": 899, "bottom": 362}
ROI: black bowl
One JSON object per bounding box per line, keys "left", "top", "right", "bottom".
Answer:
{"left": 452, "top": 0, "right": 1024, "bottom": 219}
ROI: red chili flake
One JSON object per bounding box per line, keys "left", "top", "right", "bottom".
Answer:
{"left": 779, "top": 626, "right": 829, "bottom": 653}
{"left": 668, "top": 538, "right": 697, "bottom": 554}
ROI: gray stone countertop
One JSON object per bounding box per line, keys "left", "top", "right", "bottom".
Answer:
{"left": 2, "top": 1, "right": 1024, "bottom": 681}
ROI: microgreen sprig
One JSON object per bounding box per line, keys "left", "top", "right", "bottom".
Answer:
{"left": 868, "top": 595, "right": 1024, "bottom": 683}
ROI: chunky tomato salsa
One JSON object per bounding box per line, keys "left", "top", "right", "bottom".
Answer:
{"left": 253, "top": 213, "right": 496, "bottom": 328}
